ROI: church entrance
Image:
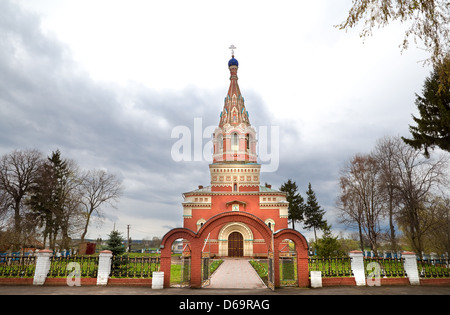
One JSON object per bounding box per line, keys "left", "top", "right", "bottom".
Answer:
{"left": 228, "top": 232, "right": 243, "bottom": 257}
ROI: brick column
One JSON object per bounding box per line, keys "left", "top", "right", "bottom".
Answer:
{"left": 33, "top": 249, "right": 53, "bottom": 285}
{"left": 402, "top": 251, "right": 420, "bottom": 285}
{"left": 190, "top": 248, "right": 202, "bottom": 289}
{"left": 159, "top": 244, "right": 172, "bottom": 288}
{"left": 273, "top": 250, "right": 280, "bottom": 288}
{"left": 349, "top": 250, "right": 366, "bottom": 286}
{"left": 297, "top": 255, "right": 309, "bottom": 288}
{"left": 97, "top": 250, "right": 113, "bottom": 285}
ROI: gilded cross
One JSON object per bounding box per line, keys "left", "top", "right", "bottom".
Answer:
{"left": 229, "top": 44, "right": 236, "bottom": 56}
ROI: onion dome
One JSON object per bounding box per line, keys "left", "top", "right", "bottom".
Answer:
{"left": 228, "top": 57, "right": 239, "bottom": 67}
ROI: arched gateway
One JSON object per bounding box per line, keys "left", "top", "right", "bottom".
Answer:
{"left": 160, "top": 212, "right": 309, "bottom": 288}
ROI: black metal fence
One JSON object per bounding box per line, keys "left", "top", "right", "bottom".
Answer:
{"left": 0, "top": 255, "right": 36, "bottom": 278}
{"left": 2, "top": 252, "right": 449, "bottom": 281}
{"left": 47, "top": 255, "right": 99, "bottom": 278}
{"left": 110, "top": 256, "right": 160, "bottom": 278}
{"left": 417, "top": 258, "right": 450, "bottom": 278}
{"left": 363, "top": 257, "right": 406, "bottom": 278}
{"left": 308, "top": 257, "right": 353, "bottom": 277}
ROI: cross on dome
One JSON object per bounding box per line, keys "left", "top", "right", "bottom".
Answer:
{"left": 229, "top": 44, "right": 236, "bottom": 56}
{"left": 228, "top": 45, "right": 239, "bottom": 67}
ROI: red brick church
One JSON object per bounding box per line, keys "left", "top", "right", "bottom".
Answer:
{"left": 181, "top": 49, "right": 289, "bottom": 257}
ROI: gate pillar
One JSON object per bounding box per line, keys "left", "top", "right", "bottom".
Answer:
{"left": 273, "top": 250, "right": 280, "bottom": 288}
{"left": 160, "top": 251, "right": 172, "bottom": 288}
{"left": 190, "top": 247, "right": 202, "bottom": 288}
{"left": 297, "top": 253, "right": 309, "bottom": 287}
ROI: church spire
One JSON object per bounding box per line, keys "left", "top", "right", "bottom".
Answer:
{"left": 219, "top": 45, "right": 250, "bottom": 128}
{"left": 212, "top": 46, "right": 257, "bottom": 164}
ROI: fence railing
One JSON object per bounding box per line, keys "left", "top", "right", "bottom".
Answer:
{"left": 0, "top": 255, "right": 36, "bottom": 278}
{"left": 308, "top": 257, "right": 353, "bottom": 277}
{"left": 417, "top": 258, "right": 450, "bottom": 278}
{"left": 48, "top": 255, "right": 99, "bottom": 278}
{"left": 110, "top": 256, "right": 160, "bottom": 278}
{"left": 364, "top": 257, "right": 406, "bottom": 278}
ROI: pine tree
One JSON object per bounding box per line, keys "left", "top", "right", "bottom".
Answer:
{"left": 106, "top": 230, "right": 125, "bottom": 256}
{"left": 402, "top": 57, "right": 450, "bottom": 157}
{"left": 280, "top": 179, "right": 305, "bottom": 230}
{"left": 303, "top": 183, "right": 326, "bottom": 243}
{"left": 314, "top": 223, "right": 342, "bottom": 257}
{"left": 27, "top": 149, "right": 74, "bottom": 249}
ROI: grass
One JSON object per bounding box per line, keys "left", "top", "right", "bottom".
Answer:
{"left": 170, "top": 259, "right": 223, "bottom": 285}
{"left": 249, "top": 260, "right": 268, "bottom": 285}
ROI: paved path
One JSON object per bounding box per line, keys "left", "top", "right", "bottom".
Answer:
{"left": 205, "top": 258, "right": 267, "bottom": 289}
{"left": 0, "top": 284, "right": 449, "bottom": 295}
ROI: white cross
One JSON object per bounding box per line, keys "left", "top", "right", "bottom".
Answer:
{"left": 229, "top": 44, "right": 236, "bottom": 56}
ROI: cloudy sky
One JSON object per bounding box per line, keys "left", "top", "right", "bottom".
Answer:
{"left": 1, "top": 0, "right": 432, "bottom": 242}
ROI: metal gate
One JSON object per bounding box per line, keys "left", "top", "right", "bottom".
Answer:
{"left": 201, "top": 252, "right": 210, "bottom": 286}
{"left": 201, "top": 233, "right": 211, "bottom": 286}
{"left": 267, "top": 231, "right": 275, "bottom": 291}
{"left": 279, "top": 242, "right": 297, "bottom": 286}
{"left": 180, "top": 242, "right": 191, "bottom": 287}
{"left": 267, "top": 251, "right": 275, "bottom": 290}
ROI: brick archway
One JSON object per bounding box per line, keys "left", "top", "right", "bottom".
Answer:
{"left": 159, "top": 228, "right": 197, "bottom": 288}
{"left": 160, "top": 212, "right": 309, "bottom": 288}
{"left": 273, "top": 228, "right": 309, "bottom": 287}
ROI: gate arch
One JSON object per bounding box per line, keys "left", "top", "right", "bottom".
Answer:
{"left": 160, "top": 228, "right": 197, "bottom": 288}
{"left": 273, "top": 229, "right": 309, "bottom": 287}
{"left": 159, "top": 212, "right": 309, "bottom": 288}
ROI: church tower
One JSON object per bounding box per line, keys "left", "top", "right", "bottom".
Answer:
{"left": 210, "top": 48, "right": 260, "bottom": 193}
{"left": 181, "top": 47, "right": 288, "bottom": 257}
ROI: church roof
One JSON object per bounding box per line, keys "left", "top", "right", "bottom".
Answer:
{"left": 183, "top": 185, "right": 284, "bottom": 195}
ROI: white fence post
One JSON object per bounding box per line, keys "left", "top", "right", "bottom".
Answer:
{"left": 152, "top": 271, "right": 164, "bottom": 289}
{"left": 33, "top": 249, "right": 53, "bottom": 285}
{"left": 349, "top": 250, "right": 366, "bottom": 286}
{"left": 310, "top": 271, "right": 322, "bottom": 288}
{"left": 97, "top": 250, "right": 113, "bottom": 286}
{"left": 402, "top": 251, "right": 420, "bottom": 285}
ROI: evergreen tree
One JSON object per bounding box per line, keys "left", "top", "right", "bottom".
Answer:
{"left": 106, "top": 230, "right": 125, "bottom": 256}
{"left": 27, "top": 149, "right": 76, "bottom": 249}
{"left": 279, "top": 179, "right": 305, "bottom": 230}
{"left": 313, "top": 223, "right": 342, "bottom": 257}
{"left": 402, "top": 57, "right": 450, "bottom": 157}
{"left": 303, "top": 183, "right": 327, "bottom": 242}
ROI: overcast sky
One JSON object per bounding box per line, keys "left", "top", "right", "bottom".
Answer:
{"left": 1, "top": 0, "right": 433, "bottom": 242}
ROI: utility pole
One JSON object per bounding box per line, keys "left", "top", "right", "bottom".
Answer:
{"left": 127, "top": 224, "right": 130, "bottom": 253}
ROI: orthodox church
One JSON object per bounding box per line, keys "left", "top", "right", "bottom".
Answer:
{"left": 181, "top": 49, "right": 289, "bottom": 257}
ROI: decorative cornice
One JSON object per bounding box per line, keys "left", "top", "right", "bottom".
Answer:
{"left": 182, "top": 203, "right": 211, "bottom": 208}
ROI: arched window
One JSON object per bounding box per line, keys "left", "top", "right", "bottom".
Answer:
{"left": 265, "top": 219, "right": 275, "bottom": 232}
{"left": 232, "top": 133, "right": 239, "bottom": 151}
{"left": 219, "top": 134, "right": 223, "bottom": 152}
{"left": 245, "top": 134, "right": 250, "bottom": 151}
{"left": 197, "top": 219, "right": 206, "bottom": 231}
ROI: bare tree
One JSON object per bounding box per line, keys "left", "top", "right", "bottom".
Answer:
{"left": 0, "top": 149, "right": 43, "bottom": 248}
{"left": 390, "top": 137, "right": 449, "bottom": 257}
{"left": 78, "top": 169, "right": 123, "bottom": 242}
{"left": 337, "top": 173, "right": 366, "bottom": 251}
{"left": 373, "top": 136, "right": 403, "bottom": 252}
{"left": 425, "top": 197, "right": 450, "bottom": 255}
{"left": 337, "top": 154, "right": 385, "bottom": 255}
